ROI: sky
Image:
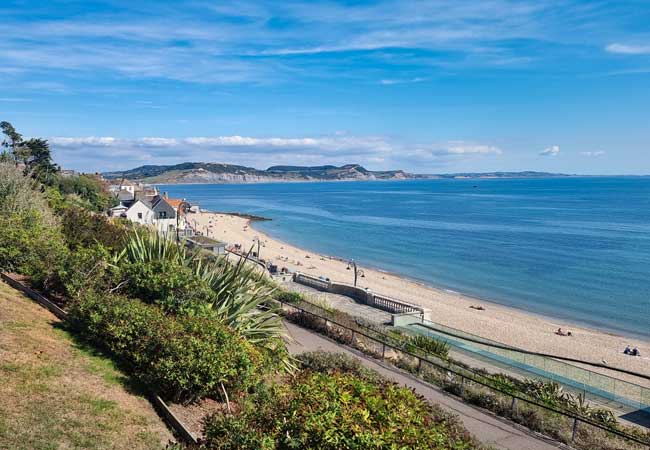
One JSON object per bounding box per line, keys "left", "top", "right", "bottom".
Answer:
{"left": 1, "top": 0, "right": 649, "bottom": 174}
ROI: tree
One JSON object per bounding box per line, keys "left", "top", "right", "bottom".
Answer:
{"left": 1, "top": 121, "right": 24, "bottom": 164}
{"left": 23, "top": 138, "right": 59, "bottom": 184}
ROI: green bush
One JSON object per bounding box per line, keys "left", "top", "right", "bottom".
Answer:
{"left": 0, "top": 209, "right": 68, "bottom": 289}
{"left": 55, "top": 244, "right": 120, "bottom": 300}
{"left": 68, "top": 291, "right": 266, "bottom": 402}
{"left": 60, "top": 206, "right": 128, "bottom": 252}
{"left": 296, "top": 351, "right": 380, "bottom": 382}
{"left": 122, "top": 258, "right": 217, "bottom": 315}
{"left": 54, "top": 173, "right": 117, "bottom": 212}
{"left": 274, "top": 291, "right": 303, "bottom": 304}
{"left": 202, "top": 370, "right": 479, "bottom": 450}
{"left": 406, "top": 333, "right": 450, "bottom": 359}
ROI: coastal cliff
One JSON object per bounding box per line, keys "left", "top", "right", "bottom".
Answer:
{"left": 103, "top": 162, "right": 570, "bottom": 184}
{"left": 103, "top": 162, "right": 414, "bottom": 184}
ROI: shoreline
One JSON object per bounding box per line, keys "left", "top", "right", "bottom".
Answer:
{"left": 247, "top": 218, "right": 643, "bottom": 342}
{"left": 192, "top": 210, "right": 650, "bottom": 384}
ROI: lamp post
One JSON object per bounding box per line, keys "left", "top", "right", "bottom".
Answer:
{"left": 351, "top": 259, "right": 358, "bottom": 286}
{"left": 253, "top": 235, "right": 261, "bottom": 260}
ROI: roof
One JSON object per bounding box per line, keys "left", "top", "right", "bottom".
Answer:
{"left": 109, "top": 204, "right": 128, "bottom": 211}
{"left": 187, "top": 236, "right": 227, "bottom": 246}
{"left": 118, "top": 190, "right": 135, "bottom": 200}
{"left": 127, "top": 199, "right": 153, "bottom": 211}
{"left": 165, "top": 198, "right": 186, "bottom": 209}
{"left": 120, "top": 179, "right": 136, "bottom": 186}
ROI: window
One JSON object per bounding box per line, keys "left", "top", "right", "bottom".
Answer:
{"left": 159, "top": 211, "right": 167, "bottom": 219}
{"left": 138, "top": 212, "right": 143, "bottom": 219}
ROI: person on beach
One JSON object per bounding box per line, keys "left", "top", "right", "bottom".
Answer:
{"left": 624, "top": 345, "right": 632, "bottom": 355}
{"left": 632, "top": 347, "right": 640, "bottom": 356}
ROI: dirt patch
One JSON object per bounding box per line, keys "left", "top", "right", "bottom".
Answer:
{"left": 0, "top": 281, "right": 174, "bottom": 450}
{"left": 167, "top": 398, "right": 226, "bottom": 438}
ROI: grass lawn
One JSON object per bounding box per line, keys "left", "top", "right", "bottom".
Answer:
{"left": 0, "top": 281, "right": 174, "bottom": 450}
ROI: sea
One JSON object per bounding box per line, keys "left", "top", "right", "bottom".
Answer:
{"left": 159, "top": 177, "right": 650, "bottom": 339}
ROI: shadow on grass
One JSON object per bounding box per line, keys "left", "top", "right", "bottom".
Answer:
{"left": 52, "top": 321, "right": 150, "bottom": 399}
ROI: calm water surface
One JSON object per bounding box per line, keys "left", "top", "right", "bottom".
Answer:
{"left": 160, "top": 177, "right": 650, "bottom": 338}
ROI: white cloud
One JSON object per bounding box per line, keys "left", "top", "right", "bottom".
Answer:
{"left": 605, "top": 43, "right": 650, "bottom": 55}
{"left": 580, "top": 151, "right": 605, "bottom": 157}
{"left": 51, "top": 136, "right": 118, "bottom": 146}
{"left": 379, "top": 77, "right": 426, "bottom": 85}
{"left": 539, "top": 145, "right": 560, "bottom": 156}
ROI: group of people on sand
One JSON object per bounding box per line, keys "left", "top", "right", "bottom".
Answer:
{"left": 624, "top": 345, "right": 641, "bottom": 357}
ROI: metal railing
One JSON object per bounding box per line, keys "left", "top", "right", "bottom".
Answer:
{"left": 276, "top": 296, "right": 650, "bottom": 449}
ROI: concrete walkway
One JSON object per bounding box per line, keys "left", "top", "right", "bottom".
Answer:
{"left": 283, "top": 280, "right": 392, "bottom": 324}
{"left": 284, "top": 321, "right": 565, "bottom": 450}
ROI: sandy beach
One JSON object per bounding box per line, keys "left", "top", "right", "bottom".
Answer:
{"left": 192, "top": 210, "right": 650, "bottom": 384}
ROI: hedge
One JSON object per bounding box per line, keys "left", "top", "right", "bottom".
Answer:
{"left": 68, "top": 291, "right": 265, "bottom": 402}
{"left": 202, "top": 369, "right": 478, "bottom": 450}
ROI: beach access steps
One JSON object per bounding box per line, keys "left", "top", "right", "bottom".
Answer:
{"left": 293, "top": 272, "right": 430, "bottom": 321}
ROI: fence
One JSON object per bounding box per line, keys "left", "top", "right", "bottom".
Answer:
{"left": 406, "top": 319, "right": 650, "bottom": 413}
{"left": 276, "top": 296, "right": 650, "bottom": 450}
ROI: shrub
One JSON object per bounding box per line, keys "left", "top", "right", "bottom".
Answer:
{"left": 55, "top": 173, "right": 117, "bottom": 212}
{"left": 55, "top": 243, "right": 120, "bottom": 300}
{"left": 274, "top": 291, "right": 303, "bottom": 304}
{"left": 122, "top": 258, "right": 217, "bottom": 315}
{"left": 297, "top": 351, "right": 380, "bottom": 382}
{"left": 406, "top": 333, "right": 451, "bottom": 359}
{"left": 68, "top": 291, "right": 266, "bottom": 402}
{"left": 60, "top": 206, "right": 128, "bottom": 252}
{"left": 0, "top": 209, "right": 68, "bottom": 289}
{"left": 203, "top": 370, "right": 479, "bottom": 450}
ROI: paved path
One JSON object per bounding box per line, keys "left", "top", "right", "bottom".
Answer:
{"left": 284, "top": 321, "right": 565, "bottom": 450}
{"left": 283, "top": 280, "right": 392, "bottom": 324}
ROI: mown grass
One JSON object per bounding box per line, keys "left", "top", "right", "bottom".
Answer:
{"left": 0, "top": 281, "right": 172, "bottom": 450}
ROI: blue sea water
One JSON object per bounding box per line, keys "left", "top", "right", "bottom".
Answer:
{"left": 160, "top": 177, "right": 650, "bottom": 338}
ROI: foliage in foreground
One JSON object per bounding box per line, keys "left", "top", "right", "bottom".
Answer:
{"left": 203, "top": 369, "right": 478, "bottom": 450}
{"left": 119, "top": 230, "right": 289, "bottom": 365}
{"left": 68, "top": 290, "right": 268, "bottom": 403}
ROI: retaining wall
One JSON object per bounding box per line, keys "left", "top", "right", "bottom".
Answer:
{"left": 293, "top": 272, "right": 430, "bottom": 320}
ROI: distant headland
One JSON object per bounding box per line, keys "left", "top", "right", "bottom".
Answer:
{"left": 103, "top": 162, "right": 574, "bottom": 184}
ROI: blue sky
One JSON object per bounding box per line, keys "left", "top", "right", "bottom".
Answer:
{"left": 1, "top": 0, "right": 649, "bottom": 174}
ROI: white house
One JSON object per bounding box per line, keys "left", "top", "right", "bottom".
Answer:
{"left": 151, "top": 195, "right": 191, "bottom": 235}
{"left": 124, "top": 200, "right": 156, "bottom": 225}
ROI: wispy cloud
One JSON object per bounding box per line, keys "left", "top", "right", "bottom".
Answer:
{"left": 605, "top": 43, "right": 650, "bottom": 55}
{"left": 580, "top": 150, "right": 606, "bottom": 157}
{"left": 0, "top": 97, "right": 31, "bottom": 102}
{"left": 540, "top": 145, "right": 560, "bottom": 156}
{"left": 379, "top": 77, "right": 426, "bottom": 85}
{"left": 50, "top": 134, "right": 502, "bottom": 172}
{"left": 1, "top": 0, "right": 641, "bottom": 86}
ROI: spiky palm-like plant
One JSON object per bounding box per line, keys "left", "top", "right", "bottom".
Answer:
{"left": 118, "top": 230, "right": 292, "bottom": 370}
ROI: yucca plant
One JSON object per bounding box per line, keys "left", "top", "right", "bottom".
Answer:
{"left": 117, "top": 230, "right": 293, "bottom": 370}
